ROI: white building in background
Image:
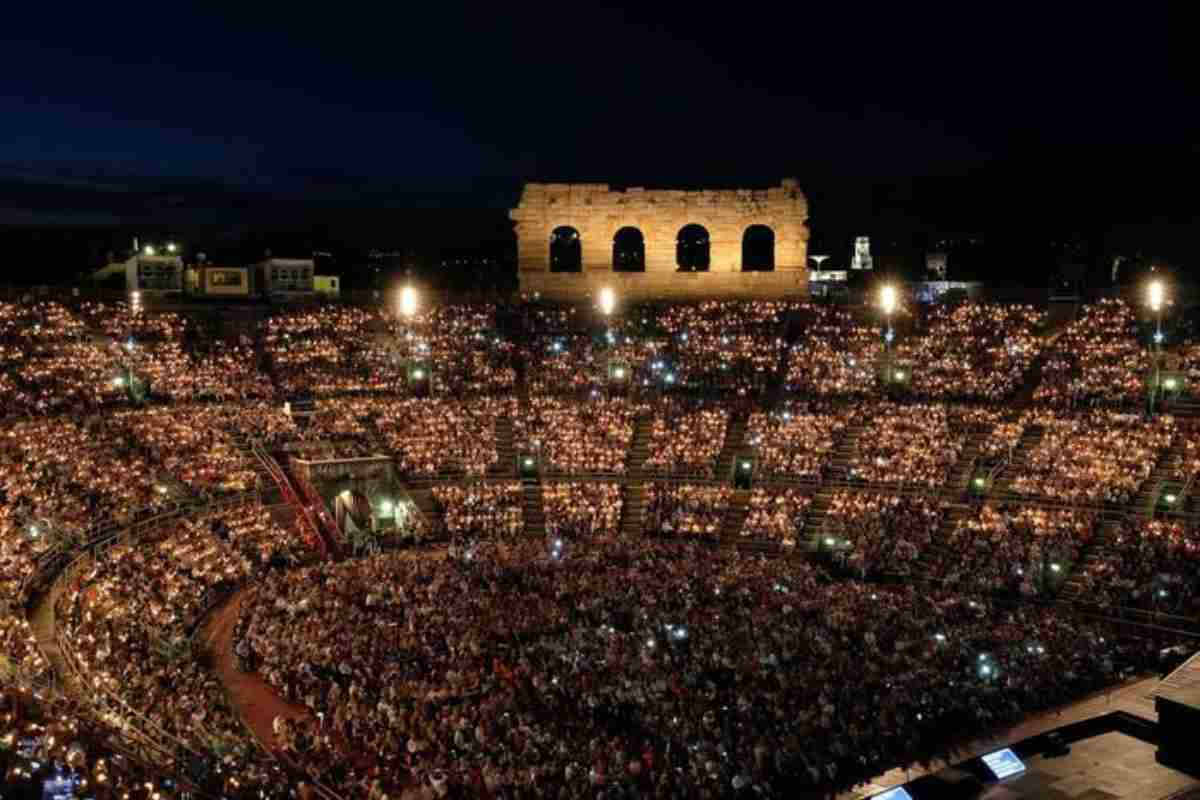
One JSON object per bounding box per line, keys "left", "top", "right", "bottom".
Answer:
{"left": 850, "top": 236, "right": 873, "bottom": 271}
{"left": 124, "top": 252, "right": 185, "bottom": 293}
{"left": 256, "top": 257, "right": 316, "bottom": 297}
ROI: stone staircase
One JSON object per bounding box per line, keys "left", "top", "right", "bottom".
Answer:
{"left": 1132, "top": 440, "right": 1189, "bottom": 518}
{"left": 492, "top": 416, "right": 517, "bottom": 478}
{"left": 825, "top": 422, "right": 864, "bottom": 483}
{"left": 715, "top": 411, "right": 749, "bottom": 481}
{"left": 719, "top": 488, "right": 752, "bottom": 541}
{"left": 619, "top": 482, "right": 646, "bottom": 538}
{"left": 522, "top": 479, "right": 545, "bottom": 538}
{"left": 406, "top": 486, "right": 443, "bottom": 535}
{"left": 993, "top": 424, "right": 1043, "bottom": 496}
{"left": 946, "top": 429, "right": 987, "bottom": 495}
{"left": 1057, "top": 513, "right": 1126, "bottom": 602}
{"left": 619, "top": 417, "right": 653, "bottom": 538}
{"left": 915, "top": 501, "right": 976, "bottom": 580}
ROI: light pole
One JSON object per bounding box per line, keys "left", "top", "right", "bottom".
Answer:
{"left": 879, "top": 284, "right": 898, "bottom": 351}
{"left": 1147, "top": 279, "right": 1165, "bottom": 415}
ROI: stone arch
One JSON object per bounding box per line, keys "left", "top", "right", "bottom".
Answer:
{"left": 742, "top": 225, "right": 775, "bottom": 271}
{"left": 612, "top": 226, "right": 645, "bottom": 272}
{"left": 676, "top": 223, "right": 710, "bottom": 272}
{"left": 549, "top": 226, "right": 582, "bottom": 272}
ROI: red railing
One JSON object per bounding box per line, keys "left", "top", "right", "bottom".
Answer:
{"left": 252, "top": 444, "right": 331, "bottom": 559}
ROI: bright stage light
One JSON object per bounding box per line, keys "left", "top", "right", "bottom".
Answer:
{"left": 598, "top": 286, "right": 616, "bottom": 316}
{"left": 880, "top": 284, "right": 898, "bottom": 316}
{"left": 398, "top": 285, "right": 419, "bottom": 318}
{"left": 1147, "top": 279, "right": 1165, "bottom": 313}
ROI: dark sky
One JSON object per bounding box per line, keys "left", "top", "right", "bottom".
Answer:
{"left": 0, "top": 3, "right": 1195, "bottom": 223}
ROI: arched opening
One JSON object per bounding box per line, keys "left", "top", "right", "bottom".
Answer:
{"left": 612, "top": 227, "right": 645, "bottom": 272}
{"left": 549, "top": 226, "right": 582, "bottom": 272}
{"left": 676, "top": 224, "right": 710, "bottom": 272}
{"left": 742, "top": 225, "right": 775, "bottom": 271}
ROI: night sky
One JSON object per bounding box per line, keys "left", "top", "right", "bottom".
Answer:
{"left": 0, "top": 4, "right": 1195, "bottom": 246}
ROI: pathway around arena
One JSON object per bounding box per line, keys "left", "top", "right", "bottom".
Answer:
{"left": 201, "top": 587, "right": 311, "bottom": 753}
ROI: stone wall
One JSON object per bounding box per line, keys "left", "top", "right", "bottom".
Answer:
{"left": 510, "top": 179, "right": 809, "bottom": 300}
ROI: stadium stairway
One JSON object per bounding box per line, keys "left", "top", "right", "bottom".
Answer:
{"left": 915, "top": 501, "right": 975, "bottom": 579}
{"left": 993, "top": 424, "right": 1044, "bottom": 497}
{"left": 946, "top": 429, "right": 988, "bottom": 495}
{"left": 406, "top": 486, "right": 444, "bottom": 536}
{"left": 619, "top": 482, "right": 646, "bottom": 538}
{"left": 826, "top": 421, "right": 865, "bottom": 482}
{"left": 1132, "top": 439, "right": 1188, "bottom": 518}
{"left": 627, "top": 415, "right": 653, "bottom": 477}
{"left": 619, "top": 416, "right": 654, "bottom": 537}
{"left": 802, "top": 489, "right": 833, "bottom": 541}
{"left": 715, "top": 411, "right": 749, "bottom": 480}
{"left": 1058, "top": 513, "right": 1126, "bottom": 602}
{"left": 522, "top": 479, "right": 545, "bottom": 538}
{"left": 719, "top": 488, "right": 751, "bottom": 542}
{"left": 493, "top": 416, "right": 516, "bottom": 478}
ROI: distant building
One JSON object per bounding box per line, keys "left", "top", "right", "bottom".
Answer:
{"left": 91, "top": 252, "right": 185, "bottom": 294}
{"left": 256, "top": 257, "right": 315, "bottom": 297}
{"left": 197, "top": 266, "right": 251, "bottom": 297}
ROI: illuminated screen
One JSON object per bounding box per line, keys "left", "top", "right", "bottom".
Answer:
{"left": 982, "top": 748, "right": 1026, "bottom": 780}
{"left": 869, "top": 787, "right": 914, "bottom": 800}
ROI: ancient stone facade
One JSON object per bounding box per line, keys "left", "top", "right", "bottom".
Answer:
{"left": 510, "top": 179, "right": 809, "bottom": 301}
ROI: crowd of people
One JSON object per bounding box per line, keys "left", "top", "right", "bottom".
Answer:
{"left": 643, "top": 483, "right": 732, "bottom": 538}
{"left": 899, "top": 303, "right": 1045, "bottom": 401}
{"left": 1080, "top": 518, "right": 1200, "bottom": 615}
{"left": 643, "top": 404, "right": 730, "bottom": 477}
{"left": 740, "top": 486, "right": 812, "bottom": 546}
{"left": 1009, "top": 410, "right": 1175, "bottom": 504}
{"left": 824, "top": 491, "right": 940, "bottom": 576}
{"left": 431, "top": 482, "right": 524, "bottom": 541}
{"left": 929, "top": 504, "right": 1097, "bottom": 596}
{"left": 542, "top": 481, "right": 623, "bottom": 539}
{"left": 5, "top": 294, "right": 1200, "bottom": 799}
{"left": 233, "top": 541, "right": 1170, "bottom": 798}
{"left": 515, "top": 397, "right": 645, "bottom": 474}
{"left": 747, "top": 403, "right": 850, "bottom": 480}
{"left": 56, "top": 502, "right": 311, "bottom": 796}
{"left": 848, "top": 402, "right": 968, "bottom": 487}
{"left": 1035, "top": 299, "right": 1148, "bottom": 406}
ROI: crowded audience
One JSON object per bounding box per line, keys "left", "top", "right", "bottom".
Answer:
{"left": 1009, "top": 409, "right": 1174, "bottom": 504}
{"left": 514, "top": 396, "right": 645, "bottom": 474}
{"left": 643, "top": 482, "right": 732, "bottom": 537}
{"left": 643, "top": 403, "right": 730, "bottom": 477}
{"left": 542, "top": 481, "right": 623, "bottom": 539}
{"left": 1080, "top": 518, "right": 1200, "bottom": 615}
{"left": 740, "top": 486, "right": 813, "bottom": 546}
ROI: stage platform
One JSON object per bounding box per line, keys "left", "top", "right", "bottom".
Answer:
{"left": 847, "top": 670, "right": 1200, "bottom": 800}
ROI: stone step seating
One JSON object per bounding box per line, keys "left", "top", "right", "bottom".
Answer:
{"left": 492, "top": 416, "right": 517, "bottom": 478}
{"left": 824, "top": 423, "right": 864, "bottom": 483}
{"left": 914, "top": 501, "right": 975, "bottom": 580}
{"left": 946, "top": 428, "right": 990, "bottom": 495}
{"left": 714, "top": 411, "right": 749, "bottom": 481}
{"left": 521, "top": 479, "right": 545, "bottom": 538}
{"left": 1058, "top": 514, "right": 1126, "bottom": 602}
{"left": 718, "top": 488, "right": 752, "bottom": 542}
{"left": 625, "top": 415, "right": 653, "bottom": 479}
{"left": 619, "top": 482, "right": 646, "bottom": 538}
{"left": 1132, "top": 442, "right": 1190, "bottom": 517}
{"left": 992, "top": 424, "right": 1044, "bottom": 497}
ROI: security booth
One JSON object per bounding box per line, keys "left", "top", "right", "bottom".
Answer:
{"left": 517, "top": 452, "right": 540, "bottom": 479}
{"left": 733, "top": 453, "right": 755, "bottom": 490}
